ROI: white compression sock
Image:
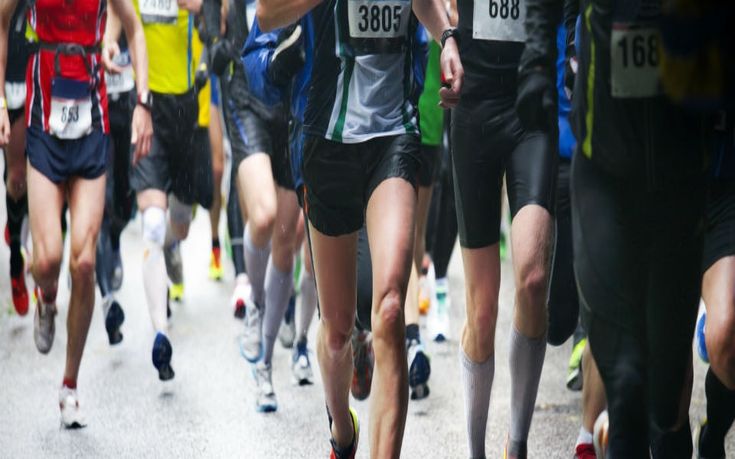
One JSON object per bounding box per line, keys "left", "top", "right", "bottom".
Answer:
{"left": 297, "top": 269, "right": 317, "bottom": 342}
{"left": 460, "top": 346, "right": 495, "bottom": 459}
{"left": 508, "top": 326, "right": 547, "bottom": 448}
{"left": 243, "top": 224, "right": 270, "bottom": 306}
{"left": 261, "top": 257, "right": 293, "bottom": 364}
{"left": 142, "top": 207, "right": 168, "bottom": 333}
{"left": 576, "top": 426, "right": 593, "bottom": 446}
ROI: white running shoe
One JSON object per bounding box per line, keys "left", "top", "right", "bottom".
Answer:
{"left": 34, "top": 292, "right": 57, "bottom": 354}
{"left": 254, "top": 361, "right": 277, "bottom": 412}
{"left": 240, "top": 300, "right": 263, "bottom": 362}
{"left": 428, "top": 277, "right": 450, "bottom": 342}
{"left": 291, "top": 339, "right": 314, "bottom": 385}
{"left": 59, "top": 386, "right": 86, "bottom": 429}
{"left": 231, "top": 277, "right": 251, "bottom": 319}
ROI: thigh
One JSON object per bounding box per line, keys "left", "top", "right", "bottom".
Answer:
{"left": 26, "top": 161, "right": 65, "bottom": 261}
{"left": 302, "top": 137, "right": 365, "bottom": 237}
{"left": 237, "top": 152, "right": 277, "bottom": 224}
{"left": 451, "top": 108, "right": 505, "bottom": 249}
{"left": 507, "top": 121, "right": 558, "bottom": 218}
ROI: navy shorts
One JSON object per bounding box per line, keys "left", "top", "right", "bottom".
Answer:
{"left": 26, "top": 125, "right": 109, "bottom": 183}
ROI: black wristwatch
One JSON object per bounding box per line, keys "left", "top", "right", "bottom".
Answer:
{"left": 440, "top": 28, "right": 459, "bottom": 48}
{"left": 137, "top": 90, "right": 153, "bottom": 111}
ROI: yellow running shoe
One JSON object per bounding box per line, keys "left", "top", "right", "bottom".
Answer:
{"left": 329, "top": 407, "right": 359, "bottom": 459}
{"left": 209, "top": 247, "right": 223, "bottom": 281}
{"left": 169, "top": 283, "right": 184, "bottom": 302}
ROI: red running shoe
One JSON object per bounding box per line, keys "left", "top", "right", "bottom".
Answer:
{"left": 575, "top": 443, "right": 597, "bottom": 459}
{"left": 11, "top": 262, "right": 29, "bottom": 316}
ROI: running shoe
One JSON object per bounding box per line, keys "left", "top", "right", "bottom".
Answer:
{"left": 574, "top": 443, "right": 597, "bottom": 459}
{"left": 111, "top": 249, "right": 123, "bottom": 292}
{"left": 694, "top": 418, "right": 726, "bottom": 459}
{"left": 567, "top": 337, "right": 587, "bottom": 391}
{"left": 329, "top": 406, "right": 359, "bottom": 459}
{"left": 503, "top": 437, "right": 527, "bottom": 459}
{"left": 208, "top": 246, "right": 223, "bottom": 281}
{"left": 240, "top": 300, "right": 263, "bottom": 363}
{"left": 278, "top": 295, "right": 296, "bottom": 349}
{"left": 103, "top": 297, "right": 125, "bottom": 345}
{"left": 152, "top": 332, "right": 175, "bottom": 381}
{"left": 169, "top": 283, "right": 184, "bottom": 303}
{"left": 59, "top": 386, "right": 87, "bottom": 429}
{"left": 418, "top": 275, "right": 431, "bottom": 315}
{"left": 11, "top": 265, "right": 29, "bottom": 316}
{"left": 696, "top": 310, "right": 709, "bottom": 363}
{"left": 407, "top": 339, "right": 431, "bottom": 400}
{"left": 231, "top": 278, "right": 251, "bottom": 319}
{"left": 33, "top": 289, "right": 57, "bottom": 354}
{"left": 253, "top": 361, "right": 278, "bottom": 412}
{"left": 291, "top": 338, "right": 314, "bottom": 385}
{"left": 593, "top": 410, "right": 609, "bottom": 459}
{"left": 351, "top": 329, "right": 374, "bottom": 401}
{"left": 428, "top": 277, "right": 451, "bottom": 342}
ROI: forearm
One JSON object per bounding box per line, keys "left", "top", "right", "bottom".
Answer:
{"left": 519, "top": 0, "right": 563, "bottom": 75}
{"left": 412, "top": 0, "right": 451, "bottom": 43}
{"left": 256, "top": 0, "right": 320, "bottom": 32}
{"left": 128, "top": 25, "right": 149, "bottom": 93}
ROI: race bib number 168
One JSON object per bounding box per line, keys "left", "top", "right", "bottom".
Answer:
{"left": 610, "top": 25, "right": 661, "bottom": 98}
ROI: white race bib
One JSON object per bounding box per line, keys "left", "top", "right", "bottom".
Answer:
{"left": 140, "top": 0, "right": 179, "bottom": 24}
{"left": 610, "top": 25, "right": 661, "bottom": 98}
{"left": 105, "top": 52, "right": 135, "bottom": 96}
{"left": 473, "top": 0, "right": 526, "bottom": 42}
{"left": 49, "top": 96, "right": 93, "bottom": 140}
{"left": 5, "top": 81, "right": 26, "bottom": 110}
{"left": 347, "top": 0, "right": 411, "bottom": 39}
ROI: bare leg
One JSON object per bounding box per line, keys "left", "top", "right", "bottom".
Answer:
{"left": 702, "top": 256, "right": 735, "bottom": 388}
{"left": 366, "top": 177, "right": 416, "bottom": 458}
{"left": 208, "top": 107, "right": 224, "bottom": 242}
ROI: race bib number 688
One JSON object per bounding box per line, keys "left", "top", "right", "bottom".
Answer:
{"left": 473, "top": 0, "right": 526, "bottom": 42}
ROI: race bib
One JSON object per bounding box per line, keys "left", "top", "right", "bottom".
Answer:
{"left": 347, "top": 0, "right": 411, "bottom": 39}
{"left": 610, "top": 24, "right": 661, "bottom": 98}
{"left": 473, "top": 0, "right": 526, "bottom": 42}
{"left": 48, "top": 78, "right": 93, "bottom": 140}
{"left": 5, "top": 81, "right": 26, "bottom": 110}
{"left": 105, "top": 52, "right": 135, "bottom": 96}
{"left": 139, "top": 0, "right": 178, "bottom": 24}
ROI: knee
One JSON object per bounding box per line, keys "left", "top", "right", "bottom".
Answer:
{"left": 168, "top": 199, "right": 192, "bottom": 240}
{"left": 142, "top": 207, "right": 166, "bottom": 248}
{"left": 372, "top": 288, "right": 404, "bottom": 342}
{"left": 321, "top": 319, "right": 353, "bottom": 355}
{"left": 707, "top": 320, "right": 735, "bottom": 387}
{"left": 249, "top": 200, "right": 276, "bottom": 240}
{"left": 33, "top": 249, "right": 62, "bottom": 281}
{"left": 517, "top": 265, "right": 549, "bottom": 307}
{"left": 6, "top": 171, "right": 26, "bottom": 199}
{"left": 70, "top": 250, "right": 95, "bottom": 280}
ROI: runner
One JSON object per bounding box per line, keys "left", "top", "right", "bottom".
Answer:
{"left": 695, "top": 110, "right": 735, "bottom": 459}
{"left": 2, "top": 1, "right": 31, "bottom": 317}
{"left": 128, "top": 0, "right": 212, "bottom": 380}
{"left": 0, "top": 0, "right": 151, "bottom": 427}
{"left": 449, "top": 0, "right": 557, "bottom": 455}
{"left": 519, "top": 0, "right": 711, "bottom": 455}
{"left": 257, "top": 0, "right": 461, "bottom": 456}
{"left": 96, "top": 33, "right": 137, "bottom": 345}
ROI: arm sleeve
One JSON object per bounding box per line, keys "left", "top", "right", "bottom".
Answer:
{"left": 518, "top": 0, "right": 564, "bottom": 78}
{"left": 241, "top": 22, "right": 285, "bottom": 107}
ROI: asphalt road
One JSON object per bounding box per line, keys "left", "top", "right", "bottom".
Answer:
{"left": 0, "top": 169, "right": 733, "bottom": 458}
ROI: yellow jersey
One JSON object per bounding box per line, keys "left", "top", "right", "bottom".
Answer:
{"left": 192, "top": 29, "right": 210, "bottom": 127}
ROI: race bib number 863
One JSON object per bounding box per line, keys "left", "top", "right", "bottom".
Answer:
{"left": 610, "top": 25, "right": 661, "bottom": 98}
{"left": 348, "top": 0, "right": 410, "bottom": 39}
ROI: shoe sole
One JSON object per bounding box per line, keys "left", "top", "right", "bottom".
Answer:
{"left": 409, "top": 351, "right": 431, "bottom": 387}
{"left": 105, "top": 303, "right": 125, "bottom": 346}
{"left": 61, "top": 420, "right": 87, "bottom": 429}
{"left": 411, "top": 383, "right": 430, "bottom": 400}
{"left": 239, "top": 337, "right": 263, "bottom": 364}
{"left": 256, "top": 402, "right": 278, "bottom": 413}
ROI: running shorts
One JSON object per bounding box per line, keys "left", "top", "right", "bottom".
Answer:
{"left": 26, "top": 125, "right": 108, "bottom": 183}
{"left": 451, "top": 81, "right": 557, "bottom": 248}
{"left": 302, "top": 134, "right": 420, "bottom": 237}
{"left": 8, "top": 107, "right": 24, "bottom": 125}
{"left": 130, "top": 89, "right": 212, "bottom": 207}
{"left": 703, "top": 180, "right": 735, "bottom": 272}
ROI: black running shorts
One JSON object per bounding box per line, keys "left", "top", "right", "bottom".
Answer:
{"left": 302, "top": 134, "right": 420, "bottom": 237}
{"left": 703, "top": 180, "right": 735, "bottom": 272}
{"left": 130, "top": 89, "right": 212, "bottom": 207}
{"left": 451, "top": 84, "right": 557, "bottom": 249}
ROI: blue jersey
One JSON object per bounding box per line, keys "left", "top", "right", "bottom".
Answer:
{"left": 556, "top": 23, "right": 575, "bottom": 159}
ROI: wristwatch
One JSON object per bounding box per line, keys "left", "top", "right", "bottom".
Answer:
{"left": 440, "top": 28, "right": 460, "bottom": 48}
{"left": 137, "top": 90, "right": 153, "bottom": 111}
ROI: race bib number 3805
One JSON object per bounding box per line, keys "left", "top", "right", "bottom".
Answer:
{"left": 473, "top": 0, "right": 525, "bottom": 42}
{"left": 610, "top": 24, "right": 661, "bottom": 98}
{"left": 347, "top": 0, "right": 411, "bottom": 39}
{"left": 140, "top": 0, "right": 179, "bottom": 24}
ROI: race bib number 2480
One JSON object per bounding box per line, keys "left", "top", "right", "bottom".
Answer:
{"left": 139, "top": 0, "right": 178, "bottom": 24}
{"left": 473, "top": 0, "right": 525, "bottom": 42}
{"left": 610, "top": 25, "right": 661, "bottom": 98}
{"left": 347, "top": 0, "right": 411, "bottom": 39}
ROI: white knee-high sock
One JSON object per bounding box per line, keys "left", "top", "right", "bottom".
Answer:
{"left": 262, "top": 257, "right": 293, "bottom": 364}
{"left": 243, "top": 224, "right": 270, "bottom": 306}
{"left": 460, "top": 346, "right": 495, "bottom": 459}
{"left": 297, "top": 269, "right": 318, "bottom": 342}
{"left": 142, "top": 207, "right": 168, "bottom": 333}
{"left": 509, "top": 326, "right": 546, "bottom": 447}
